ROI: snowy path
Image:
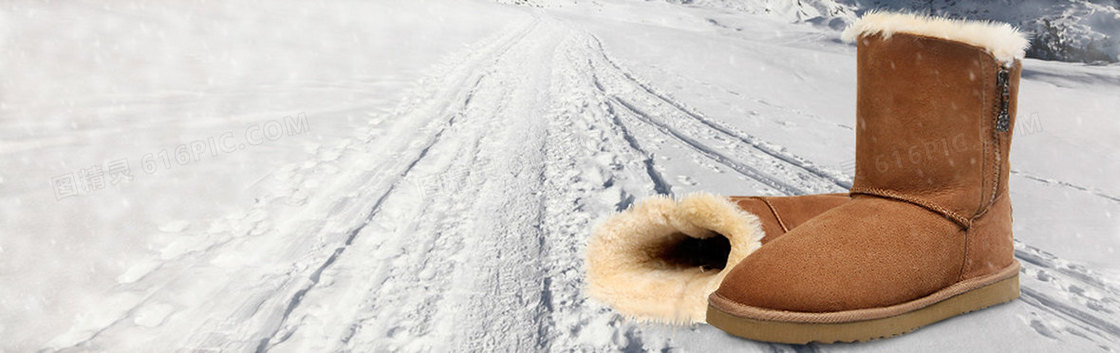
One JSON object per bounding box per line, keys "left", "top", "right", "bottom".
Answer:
{"left": 3, "top": 1, "right": 1119, "bottom": 352}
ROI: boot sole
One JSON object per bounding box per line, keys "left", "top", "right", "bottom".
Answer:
{"left": 706, "top": 263, "right": 1020, "bottom": 344}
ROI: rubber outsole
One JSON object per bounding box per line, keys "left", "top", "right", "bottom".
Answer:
{"left": 706, "top": 273, "right": 1020, "bottom": 344}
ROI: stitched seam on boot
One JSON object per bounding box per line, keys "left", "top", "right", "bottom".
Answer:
{"left": 975, "top": 56, "right": 1006, "bottom": 221}
{"left": 962, "top": 53, "right": 988, "bottom": 281}
{"left": 973, "top": 52, "right": 992, "bottom": 219}
{"left": 967, "top": 70, "right": 1013, "bottom": 278}
{"left": 958, "top": 227, "right": 972, "bottom": 281}
{"left": 753, "top": 196, "right": 789, "bottom": 233}
{"left": 977, "top": 133, "right": 1002, "bottom": 220}
{"left": 850, "top": 186, "right": 971, "bottom": 227}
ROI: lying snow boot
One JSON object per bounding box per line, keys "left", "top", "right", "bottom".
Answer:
{"left": 707, "top": 12, "right": 1027, "bottom": 343}
{"left": 586, "top": 193, "right": 848, "bottom": 323}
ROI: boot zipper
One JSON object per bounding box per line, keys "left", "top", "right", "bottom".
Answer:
{"left": 995, "top": 67, "right": 1011, "bottom": 132}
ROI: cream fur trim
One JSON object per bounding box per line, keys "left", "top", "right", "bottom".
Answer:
{"left": 841, "top": 11, "right": 1029, "bottom": 62}
{"left": 585, "top": 193, "right": 764, "bottom": 324}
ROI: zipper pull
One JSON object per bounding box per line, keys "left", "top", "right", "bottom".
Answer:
{"left": 996, "top": 67, "right": 1011, "bottom": 132}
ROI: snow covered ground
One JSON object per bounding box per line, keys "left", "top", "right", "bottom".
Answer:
{"left": 1, "top": 0, "right": 1118, "bottom": 351}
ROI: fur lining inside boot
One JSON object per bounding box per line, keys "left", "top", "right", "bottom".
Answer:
{"left": 585, "top": 193, "right": 764, "bottom": 324}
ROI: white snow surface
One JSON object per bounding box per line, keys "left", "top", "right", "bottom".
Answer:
{"left": 1, "top": 0, "right": 1118, "bottom": 352}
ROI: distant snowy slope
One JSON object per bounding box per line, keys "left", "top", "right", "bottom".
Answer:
{"left": 849, "top": 0, "right": 1120, "bottom": 63}
{"left": 661, "top": 0, "right": 857, "bottom": 28}
{"left": 640, "top": 0, "right": 1120, "bottom": 62}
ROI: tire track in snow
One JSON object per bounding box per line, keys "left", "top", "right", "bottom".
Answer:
{"left": 254, "top": 75, "right": 479, "bottom": 352}
{"left": 1015, "top": 241, "right": 1120, "bottom": 344}
{"left": 443, "top": 21, "right": 564, "bottom": 352}
{"left": 271, "top": 18, "right": 562, "bottom": 352}
{"left": 1011, "top": 169, "right": 1120, "bottom": 203}
{"left": 588, "top": 35, "right": 852, "bottom": 192}
{"left": 609, "top": 95, "right": 808, "bottom": 195}
{"left": 589, "top": 64, "right": 673, "bottom": 198}
{"left": 257, "top": 19, "right": 550, "bottom": 352}
{"left": 535, "top": 31, "right": 681, "bottom": 352}
{"left": 1019, "top": 287, "right": 1120, "bottom": 341}
{"left": 589, "top": 62, "right": 801, "bottom": 195}
{"left": 324, "top": 82, "right": 510, "bottom": 351}
{"left": 583, "top": 39, "right": 842, "bottom": 196}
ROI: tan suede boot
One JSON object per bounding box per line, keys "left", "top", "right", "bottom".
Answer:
{"left": 707, "top": 12, "right": 1028, "bottom": 343}
{"left": 586, "top": 192, "right": 848, "bottom": 323}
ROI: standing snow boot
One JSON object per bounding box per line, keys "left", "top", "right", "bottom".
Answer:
{"left": 707, "top": 12, "right": 1028, "bottom": 343}
{"left": 586, "top": 193, "right": 848, "bottom": 323}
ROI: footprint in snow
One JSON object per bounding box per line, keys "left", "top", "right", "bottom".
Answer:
{"left": 677, "top": 175, "right": 698, "bottom": 186}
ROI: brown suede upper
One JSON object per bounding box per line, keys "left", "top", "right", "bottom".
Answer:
{"left": 714, "top": 33, "right": 1020, "bottom": 313}
{"left": 729, "top": 193, "right": 849, "bottom": 244}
